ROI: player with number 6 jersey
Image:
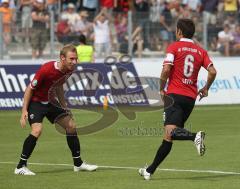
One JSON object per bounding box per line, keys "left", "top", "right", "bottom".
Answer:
{"left": 163, "top": 38, "right": 213, "bottom": 99}
{"left": 139, "top": 19, "right": 217, "bottom": 181}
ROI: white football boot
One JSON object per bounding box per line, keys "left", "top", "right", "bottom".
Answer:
{"left": 14, "top": 166, "right": 36, "bottom": 176}
{"left": 194, "top": 131, "right": 206, "bottom": 156}
{"left": 74, "top": 162, "right": 98, "bottom": 172}
{"left": 139, "top": 167, "right": 151, "bottom": 180}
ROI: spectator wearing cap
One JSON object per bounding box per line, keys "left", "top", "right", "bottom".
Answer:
{"left": 61, "top": 3, "right": 80, "bottom": 31}
{"left": 61, "top": 0, "right": 78, "bottom": 11}
{"left": 30, "top": 0, "right": 49, "bottom": 59}
{"left": 0, "top": 0, "right": 13, "bottom": 55}
{"left": 73, "top": 10, "right": 93, "bottom": 38}
{"left": 56, "top": 14, "right": 75, "bottom": 45}
{"left": 76, "top": 34, "right": 94, "bottom": 63}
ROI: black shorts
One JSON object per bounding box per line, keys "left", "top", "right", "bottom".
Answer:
{"left": 164, "top": 93, "right": 195, "bottom": 128}
{"left": 27, "top": 101, "right": 68, "bottom": 125}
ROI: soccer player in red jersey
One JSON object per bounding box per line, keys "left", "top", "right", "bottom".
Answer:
{"left": 14, "top": 45, "right": 98, "bottom": 175}
{"left": 139, "top": 19, "right": 217, "bottom": 180}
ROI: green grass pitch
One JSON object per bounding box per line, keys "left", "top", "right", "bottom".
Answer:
{"left": 0, "top": 105, "right": 240, "bottom": 189}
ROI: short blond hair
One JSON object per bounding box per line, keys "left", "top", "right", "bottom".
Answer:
{"left": 60, "top": 44, "right": 77, "bottom": 57}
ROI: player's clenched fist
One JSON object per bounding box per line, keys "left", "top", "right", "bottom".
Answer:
{"left": 198, "top": 87, "right": 208, "bottom": 101}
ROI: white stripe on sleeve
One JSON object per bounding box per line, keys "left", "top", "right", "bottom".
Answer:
{"left": 163, "top": 53, "right": 174, "bottom": 65}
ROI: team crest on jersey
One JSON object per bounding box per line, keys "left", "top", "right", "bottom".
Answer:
{"left": 30, "top": 114, "right": 34, "bottom": 119}
{"left": 32, "top": 79, "right": 38, "bottom": 87}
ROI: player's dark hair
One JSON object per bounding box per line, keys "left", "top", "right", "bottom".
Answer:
{"left": 177, "top": 18, "right": 195, "bottom": 39}
{"left": 60, "top": 44, "right": 77, "bottom": 57}
{"left": 79, "top": 34, "right": 86, "bottom": 45}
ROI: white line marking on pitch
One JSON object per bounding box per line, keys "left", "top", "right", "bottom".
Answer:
{"left": 0, "top": 161, "right": 240, "bottom": 175}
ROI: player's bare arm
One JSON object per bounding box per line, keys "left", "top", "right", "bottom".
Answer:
{"left": 198, "top": 65, "right": 217, "bottom": 101}
{"left": 55, "top": 85, "right": 68, "bottom": 109}
{"left": 160, "top": 64, "right": 172, "bottom": 97}
{"left": 20, "top": 85, "right": 33, "bottom": 128}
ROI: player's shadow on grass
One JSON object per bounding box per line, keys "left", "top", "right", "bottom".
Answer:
{"left": 36, "top": 168, "right": 73, "bottom": 174}
{"left": 97, "top": 167, "right": 132, "bottom": 172}
{"left": 36, "top": 168, "right": 100, "bottom": 174}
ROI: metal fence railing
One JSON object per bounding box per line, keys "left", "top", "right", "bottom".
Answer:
{"left": 0, "top": 6, "right": 239, "bottom": 60}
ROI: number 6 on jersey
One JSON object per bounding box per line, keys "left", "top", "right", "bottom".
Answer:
{"left": 184, "top": 54, "right": 194, "bottom": 78}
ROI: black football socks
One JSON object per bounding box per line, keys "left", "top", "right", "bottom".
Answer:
{"left": 17, "top": 134, "right": 38, "bottom": 169}
{"left": 147, "top": 140, "right": 172, "bottom": 174}
{"left": 147, "top": 128, "right": 197, "bottom": 174}
{"left": 66, "top": 133, "right": 83, "bottom": 167}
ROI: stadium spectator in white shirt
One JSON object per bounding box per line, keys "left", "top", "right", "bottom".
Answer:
{"left": 93, "top": 8, "right": 112, "bottom": 59}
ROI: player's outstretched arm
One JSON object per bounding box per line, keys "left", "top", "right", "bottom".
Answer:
{"left": 198, "top": 65, "right": 217, "bottom": 101}
{"left": 20, "top": 85, "right": 33, "bottom": 128}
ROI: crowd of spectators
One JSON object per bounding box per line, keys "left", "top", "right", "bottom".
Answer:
{"left": 0, "top": 0, "right": 240, "bottom": 59}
